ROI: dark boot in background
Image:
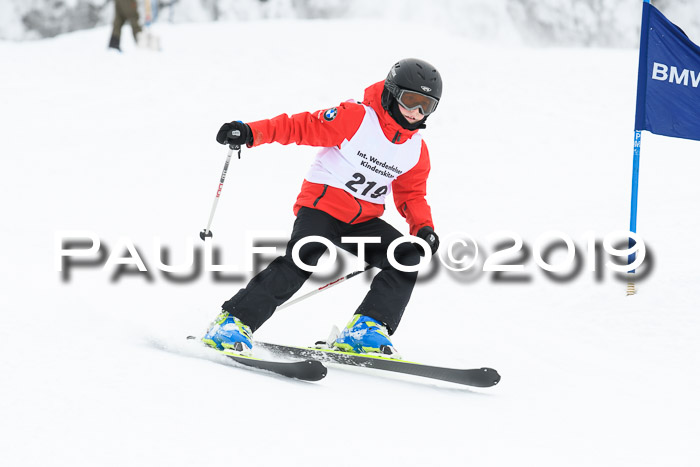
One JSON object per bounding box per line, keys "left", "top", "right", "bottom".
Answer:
{"left": 108, "top": 35, "right": 121, "bottom": 51}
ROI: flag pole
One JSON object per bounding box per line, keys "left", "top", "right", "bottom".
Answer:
{"left": 628, "top": 0, "right": 652, "bottom": 296}
{"left": 627, "top": 130, "right": 642, "bottom": 295}
{"left": 629, "top": 131, "right": 642, "bottom": 240}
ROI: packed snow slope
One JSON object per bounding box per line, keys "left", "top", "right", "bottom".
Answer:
{"left": 2, "top": 18, "right": 700, "bottom": 467}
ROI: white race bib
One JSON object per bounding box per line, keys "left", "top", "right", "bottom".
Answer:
{"left": 305, "top": 105, "right": 422, "bottom": 204}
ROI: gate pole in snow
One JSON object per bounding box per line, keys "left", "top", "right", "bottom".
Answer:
{"left": 627, "top": 130, "right": 642, "bottom": 296}
{"left": 627, "top": 0, "right": 652, "bottom": 296}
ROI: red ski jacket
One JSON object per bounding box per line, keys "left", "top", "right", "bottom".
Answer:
{"left": 246, "top": 81, "right": 434, "bottom": 235}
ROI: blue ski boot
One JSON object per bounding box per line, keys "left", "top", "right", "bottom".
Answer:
{"left": 332, "top": 314, "right": 400, "bottom": 357}
{"left": 202, "top": 310, "right": 253, "bottom": 356}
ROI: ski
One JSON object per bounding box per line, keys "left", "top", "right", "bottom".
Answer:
{"left": 185, "top": 336, "right": 327, "bottom": 382}
{"left": 256, "top": 341, "right": 501, "bottom": 388}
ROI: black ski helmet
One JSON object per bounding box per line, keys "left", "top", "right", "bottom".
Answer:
{"left": 381, "top": 58, "right": 443, "bottom": 113}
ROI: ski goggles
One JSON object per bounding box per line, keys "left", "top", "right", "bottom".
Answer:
{"left": 396, "top": 89, "right": 439, "bottom": 115}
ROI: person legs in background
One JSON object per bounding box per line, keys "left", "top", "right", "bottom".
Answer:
{"left": 109, "top": 0, "right": 142, "bottom": 51}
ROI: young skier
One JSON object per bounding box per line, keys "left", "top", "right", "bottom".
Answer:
{"left": 203, "top": 58, "right": 442, "bottom": 357}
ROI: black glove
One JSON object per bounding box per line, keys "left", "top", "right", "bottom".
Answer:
{"left": 416, "top": 226, "right": 440, "bottom": 256}
{"left": 216, "top": 121, "right": 253, "bottom": 147}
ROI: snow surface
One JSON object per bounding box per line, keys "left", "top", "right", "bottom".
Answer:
{"left": 2, "top": 18, "right": 700, "bottom": 467}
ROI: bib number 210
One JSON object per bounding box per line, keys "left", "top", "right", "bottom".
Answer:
{"left": 345, "top": 173, "right": 388, "bottom": 199}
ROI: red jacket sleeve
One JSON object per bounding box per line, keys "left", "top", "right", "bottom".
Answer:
{"left": 392, "top": 140, "right": 434, "bottom": 235}
{"left": 246, "top": 102, "right": 365, "bottom": 148}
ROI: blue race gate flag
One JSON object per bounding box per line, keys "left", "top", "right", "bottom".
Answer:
{"left": 635, "top": 1, "right": 700, "bottom": 141}
{"left": 627, "top": 1, "right": 700, "bottom": 285}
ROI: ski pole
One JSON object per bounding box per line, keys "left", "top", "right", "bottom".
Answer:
{"left": 277, "top": 266, "right": 372, "bottom": 310}
{"left": 200, "top": 131, "right": 242, "bottom": 241}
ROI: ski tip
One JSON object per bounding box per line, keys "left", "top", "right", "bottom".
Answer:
{"left": 302, "top": 359, "right": 328, "bottom": 381}
{"left": 479, "top": 367, "right": 501, "bottom": 387}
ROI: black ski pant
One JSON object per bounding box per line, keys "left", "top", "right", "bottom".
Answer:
{"left": 222, "top": 207, "right": 421, "bottom": 335}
